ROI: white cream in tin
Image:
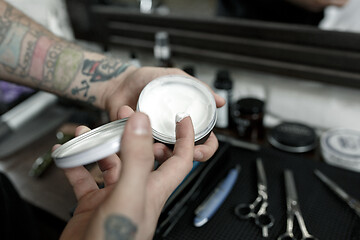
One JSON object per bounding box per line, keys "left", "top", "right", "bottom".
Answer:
{"left": 137, "top": 75, "right": 217, "bottom": 144}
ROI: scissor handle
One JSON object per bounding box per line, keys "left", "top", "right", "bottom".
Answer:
{"left": 255, "top": 213, "right": 274, "bottom": 227}
{"left": 234, "top": 204, "right": 255, "bottom": 219}
{"left": 235, "top": 195, "right": 263, "bottom": 218}
{"left": 255, "top": 213, "right": 275, "bottom": 238}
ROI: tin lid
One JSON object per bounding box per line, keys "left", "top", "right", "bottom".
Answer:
{"left": 52, "top": 118, "right": 127, "bottom": 168}
{"left": 268, "top": 122, "right": 317, "bottom": 153}
{"left": 320, "top": 128, "right": 360, "bottom": 172}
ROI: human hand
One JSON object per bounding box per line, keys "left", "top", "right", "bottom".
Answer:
{"left": 59, "top": 111, "right": 195, "bottom": 240}
{"left": 119, "top": 105, "right": 219, "bottom": 163}
{"left": 287, "top": 0, "right": 348, "bottom": 12}
{"left": 103, "top": 66, "right": 226, "bottom": 121}
{"left": 103, "top": 66, "right": 224, "bottom": 162}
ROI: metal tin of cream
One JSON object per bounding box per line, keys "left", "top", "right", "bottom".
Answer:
{"left": 137, "top": 75, "right": 217, "bottom": 145}
{"left": 52, "top": 75, "right": 217, "bottom": 168}
{"left": 320, "top": 128, "right": 360, "bottom": 172}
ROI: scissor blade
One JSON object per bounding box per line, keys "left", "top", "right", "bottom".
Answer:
{"left": 314, "top": 170, "right": 350, "bottom": 202}
{"left": 284, "top": 170, "right": 298, "bottom": 202}
{"left": 315, "top": 170, "right": 360, "bottom": 218}
{"left": 256, "top": 158, "right": 267, "bottom": 189}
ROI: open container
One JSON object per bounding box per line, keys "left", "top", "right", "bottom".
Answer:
{"left": 320, "top": 128, "right": 360, "bottom": 172}
{"left": 52, "top": 75, "right": 217, "bottom": 168}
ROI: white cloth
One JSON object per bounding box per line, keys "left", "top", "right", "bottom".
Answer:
{"left": 319, "top": 0, "right": 360, "bottom": 33}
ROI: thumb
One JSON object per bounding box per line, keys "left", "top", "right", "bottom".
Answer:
{"left": 119, "top": 112, "right": 154, "bottom": 187}
{"left": 104, "top": 113, "right": 154, "bottom": 220}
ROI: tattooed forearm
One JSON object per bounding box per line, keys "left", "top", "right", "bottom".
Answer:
{"left": 0, "top": 1, "right": 130, "bottom": 107}
{"left": 105, "top": 215, "right": 138, "bottom": 240}
{"left": 0, "top": 3, "right": 83, "bottom": 90}
{"left": 42, "top": 45, "right": 83, "bottom": 91}
{"left": 0, "top": 2, "right": 79, "bottom": 88}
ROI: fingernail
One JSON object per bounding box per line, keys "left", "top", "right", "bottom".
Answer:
{"left": 215, "top": 93, "right": 226, "bottom": 102}
{"left": 194, "top": 150, "right": 203, "bottom": 161}
{"left": 176, "top": 112, "right": 189, "bottom": 123}
{"left": 132, "top": 114, "right": 150, "bottom": 136}
{"left": 76, "top": 126, "right": 89, "bottom": 136}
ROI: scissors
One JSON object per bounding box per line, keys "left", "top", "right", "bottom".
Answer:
{"left": 278, "top": 170, "right": 318, "bottom": 240}
{"left": 314, "top": 169, "right": 360, "bottom": 218}
{"left": 234, "top": 158, "right": 274, "bottom": 238}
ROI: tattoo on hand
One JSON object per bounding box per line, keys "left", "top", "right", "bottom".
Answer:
{"left": 72, "top": 80, "right": 90, "bottom": 97}
{"left": 105, "top": 215, "right": 137, "bottom": 240}
{"left": 71, "top": 80, "right": 96, "bottom": 104}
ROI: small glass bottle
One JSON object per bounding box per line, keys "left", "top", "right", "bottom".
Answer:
{"left": 154, "top": 31, "right": 173, "bottom": 67}
{"left": 129, "top": 52, "right": 141, "bottom": 68}
{"left": 214, "top": 70, "right": 233, "bottom": 129}
{"left": 232, "top": 97, "right": 265, "bottom": 141}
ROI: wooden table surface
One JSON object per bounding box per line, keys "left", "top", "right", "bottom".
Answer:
{"left": 0, "top": 125, "right": 77, "bottom": 222}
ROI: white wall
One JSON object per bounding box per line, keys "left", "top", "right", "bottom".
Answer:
{"left": 6, "top": 0, "right": 74, "bottom": 40}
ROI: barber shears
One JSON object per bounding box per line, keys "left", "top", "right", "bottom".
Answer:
{"left": 278, "top": 170, "right": 318, "bottom": 240}
{"left": 234, "top": 158, "right": 274, "bottom": 238}
{"left": 315, "top": 170, "right": 360, "bottom": 218}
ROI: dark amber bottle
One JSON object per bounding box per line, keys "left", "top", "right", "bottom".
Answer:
{"left": 232, "top": 97, "right": 265, "bottom": 141}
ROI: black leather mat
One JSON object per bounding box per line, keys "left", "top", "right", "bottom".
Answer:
{"left": 162, "top": 143, "right": 360, "bottom": 240}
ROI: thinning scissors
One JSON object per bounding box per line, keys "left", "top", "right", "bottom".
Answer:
{"left": 314, "top": 170, "right": 360, "bottom": 218}
{"left": 278, "top": 170, "right": 318, "bottom": 240}
{"left": 234, "top": 158, "right": 274, "bottom": 238}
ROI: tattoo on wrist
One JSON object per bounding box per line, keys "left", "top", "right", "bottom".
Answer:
{"left": 82, "top": 59, "right": 129, "bottom": 82}
{"left": 69, "top": 58, "right": 129, "bottom": 104}
{"left": 105, "top": 215, "right": 138, "bottom": 240}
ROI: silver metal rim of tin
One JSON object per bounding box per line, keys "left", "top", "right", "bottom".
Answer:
{"left": 267, "top": 134, "right": 317, "bottom": 153}
{"left": 52, "top": 118, "right": 127, "bottom": 168}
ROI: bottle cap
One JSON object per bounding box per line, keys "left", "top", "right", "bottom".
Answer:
{"left": 233, "top": 98, "right": 264, "bottom": 115}
{"left": 214, "top": 70, "right": 233, "bottom": 90}
{"left": 182, "top": 65, "right": 196, "bottom": 77}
